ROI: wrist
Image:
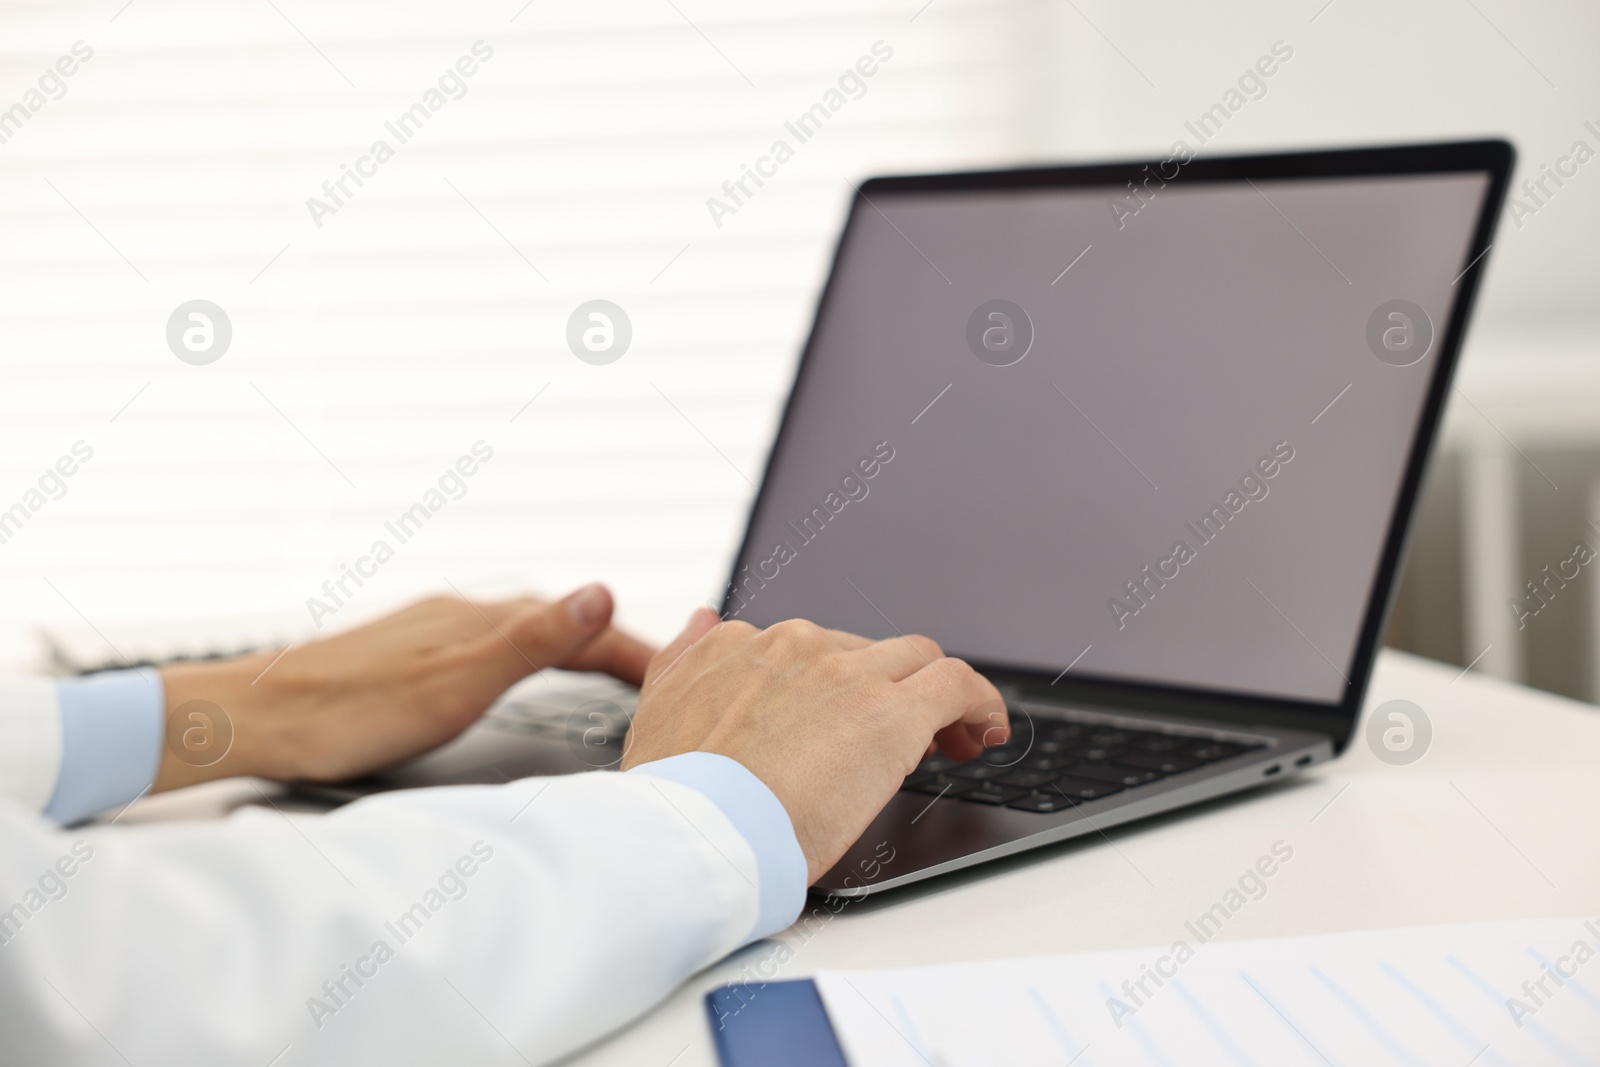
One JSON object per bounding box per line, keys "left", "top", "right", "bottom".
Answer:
{"left": 154, "top": 656, "right": 274, "bottom": 791}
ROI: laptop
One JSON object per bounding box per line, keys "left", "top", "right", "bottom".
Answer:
{"left": 309, "top": 139, "right": 1514, "bottom": 898}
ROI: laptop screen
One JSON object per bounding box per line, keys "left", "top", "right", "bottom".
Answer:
{"left": 725, "top": 167, "right": 1491, "bottom": 705}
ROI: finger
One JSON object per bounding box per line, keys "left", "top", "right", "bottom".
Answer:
{"left": 461, "top": 583, "right": 615, "bottom": 693}
{"left": 849, "top": 633, "right": 944, "bottom": 682}
{"left": 933, "top": 698, "right": 1009, "bottom": 760}
{"left": 644, "top": 607, "right": 721, "bottom": 688}
{"left": 932, "top": 720, "right": 985, "bottom": 763}
{"left": 564, "top": 626, "right": 657, "bottom": 686}
{"left": 898, "top": 657, "right": 1006, "bottom": 742}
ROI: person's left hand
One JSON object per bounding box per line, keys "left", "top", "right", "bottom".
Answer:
{"left": 154, "top": 584, "right": 653, "bottom": 792}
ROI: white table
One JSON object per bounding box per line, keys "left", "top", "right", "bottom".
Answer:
{"left": 118, "top": 649, "right": 1600, "bottom": 1066}
{"left": 557, "top": 649, "right": 1600, "bottom": 1066}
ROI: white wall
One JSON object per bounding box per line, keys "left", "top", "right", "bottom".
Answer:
{"left": 1034, "top": 0, "right": 1600, "bottom": 339}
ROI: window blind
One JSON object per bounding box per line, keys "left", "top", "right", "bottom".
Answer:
{"left": 0, "top": 0, "right": 1040, "bottom": 662}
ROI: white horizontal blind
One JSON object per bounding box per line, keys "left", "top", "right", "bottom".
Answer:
{"left": 0, "top": 0, "right": 1038, "bottom": 660}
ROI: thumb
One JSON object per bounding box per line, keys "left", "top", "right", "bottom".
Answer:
{"left": 471, "top": 583, "right": 615, "bottom": 690}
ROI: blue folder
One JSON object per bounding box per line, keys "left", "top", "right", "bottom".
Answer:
{"left": 705, "top": 978, "right": 849, "bottom": 1067}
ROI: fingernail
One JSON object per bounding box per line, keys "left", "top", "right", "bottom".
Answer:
{"left": 565, "top": 584, "right": 609, "bottom": 626}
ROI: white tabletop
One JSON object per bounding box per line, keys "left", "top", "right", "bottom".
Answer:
{"left": 557, "top": 649, "right": 1600, "bottom": 1067}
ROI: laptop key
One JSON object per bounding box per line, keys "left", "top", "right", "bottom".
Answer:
{"left": 996, "top": 768, "right": 1057, "bottom": 789}
{"left": 1051, "top": 776, "right": 1125, "bottom": 801}
{"left": 1067, "top": 761, "right": 1157, "bottom": 787}
{"left": 1110, "top": 762, "right": 1164, "bottom": 784}
{"left": 961, "top": 784, "right": 1030, "bottom": 806}
{"left": 905, "top": 774, "right": 974, "bottom": 797}
{"left": 1137, "top": 735, "right": 1193, "bottom": 754}
{"left": 1118, "top": 751, "right": 1203, "bottom": 774}
{"left": 948, "top": 762, "right": 1010, "bottom": 781}
{"left": 1007, "top": 792, "right": 1077, "bottom": 813}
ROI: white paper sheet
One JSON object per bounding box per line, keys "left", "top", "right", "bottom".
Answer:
{"left": 815, "top": 918, "right": 1600, "bottom": 1066}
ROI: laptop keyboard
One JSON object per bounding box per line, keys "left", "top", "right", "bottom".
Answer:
{"left": 901, "top": 714, "right": 1266, "bottom": 813}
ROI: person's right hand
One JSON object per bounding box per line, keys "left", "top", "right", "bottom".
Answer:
{"left": 621, "top": 610, "right": 1007, "bottom": 884}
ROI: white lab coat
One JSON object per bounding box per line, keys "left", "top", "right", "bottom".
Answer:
{"left": 0, "top": 678, "right": 792, "bottom": 1066}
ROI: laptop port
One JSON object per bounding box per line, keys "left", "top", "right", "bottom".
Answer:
{"left": 1295, "top": 754, "right": 1313, "bottom": 767}
{"left": 1263, "top": 764, "right": 1281, "bottom": 776}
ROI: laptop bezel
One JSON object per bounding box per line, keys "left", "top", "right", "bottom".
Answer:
{"left": 719, "top": 139, "right": 1515, "bottom": 755}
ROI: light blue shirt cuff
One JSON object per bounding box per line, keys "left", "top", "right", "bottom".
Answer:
{"left": 44, "top": 668, "right": 164, "bottom": 825}
{"left": 628, "top": 752, "right": 806, "bottom": 943}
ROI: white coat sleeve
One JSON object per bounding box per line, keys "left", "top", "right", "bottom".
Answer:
{"left": 0, "top": 690, "right": 808, "bottom": 1067}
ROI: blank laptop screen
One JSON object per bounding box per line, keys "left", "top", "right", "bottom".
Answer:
{"left": 727, "top": 170, "right": 1490, "bottom": 704}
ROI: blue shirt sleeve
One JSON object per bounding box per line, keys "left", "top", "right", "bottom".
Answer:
{"left": 628, "top": 752, "right": 807, "bottom": 943}
{"left": 44, "top": 668, "right": 165, "bottom": 825}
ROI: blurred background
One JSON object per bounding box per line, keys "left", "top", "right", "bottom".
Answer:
{"left": 0, "top": 0, "right": 1595, "bottom": 701}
